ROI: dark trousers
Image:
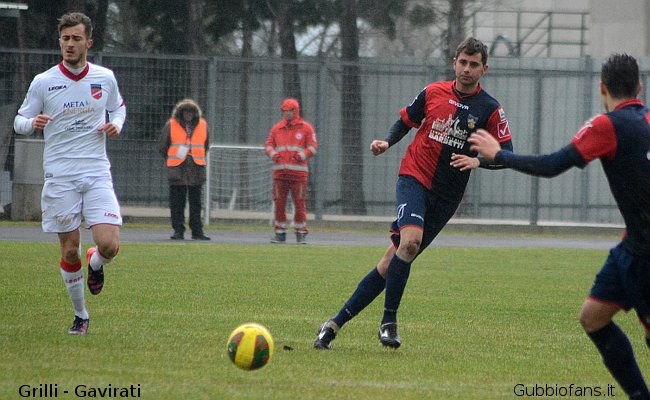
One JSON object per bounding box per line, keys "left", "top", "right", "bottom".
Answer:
{"left": 169, "top": 185, "right": 203, "bottom": 236}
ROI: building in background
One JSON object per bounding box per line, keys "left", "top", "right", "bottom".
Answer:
{"left": 479, "top": 0, "right": 650, "bottom": 58}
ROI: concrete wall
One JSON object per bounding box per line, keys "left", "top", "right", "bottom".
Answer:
{"left": 589, "top": 0, "right": 650, "bottom": 58}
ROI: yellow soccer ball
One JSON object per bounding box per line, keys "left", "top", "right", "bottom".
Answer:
{"left": 226, "top": 323, "right": 274, "bottom": 370}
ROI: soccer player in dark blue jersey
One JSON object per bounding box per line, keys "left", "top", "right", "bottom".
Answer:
{"left": 314, "top": 37, "right": 513, "bottom": 350}
{"left": 467, "top": 53, "right": 650, "bottom": 400}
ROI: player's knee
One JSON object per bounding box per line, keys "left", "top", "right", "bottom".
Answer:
{"left": 579, "top": 309, "right": 604, "bottom": 333}
{"left": 399, "top": 238, "right": 421, "bottom": 259}
{"left": 97, "top": 242, "right": 119, "bottom": 259}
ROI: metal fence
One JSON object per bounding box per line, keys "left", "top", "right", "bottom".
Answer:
{"left": 2, "top": 48, "right": 646, "bottom": 226}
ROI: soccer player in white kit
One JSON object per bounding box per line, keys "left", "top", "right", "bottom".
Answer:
{"left": 13, "top": 12, "right": 126, "bottom": 335}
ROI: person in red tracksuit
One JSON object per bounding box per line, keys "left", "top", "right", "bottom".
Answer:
{"left": 265, "top": 98, "right": 318, "bottom": 244}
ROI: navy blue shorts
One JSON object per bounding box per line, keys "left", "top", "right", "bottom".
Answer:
{"left": 590, "top": 243, "right": 650, "bottom": 324}
{"left": 390, "top": 175, "right": 458, "bottom": 255}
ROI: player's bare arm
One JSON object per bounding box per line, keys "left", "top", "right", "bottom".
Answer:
{"left": 32, "top": 114, "right": 53, "bottom": 131}
{"left": 99, "top": 122, "right": 120, "bottom": 137}
{"left": 370, "top": 140, "right": 389, "bottom": 156}
{"left": 449, "top": 153, "right": 480, "bottom": 171}
{"left": 468, "top": 129, "right": 501, "bottom": 161}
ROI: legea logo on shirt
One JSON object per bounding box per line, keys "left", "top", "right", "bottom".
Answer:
{"left": 48, "top": 85, "right": 67, "bottom": 91}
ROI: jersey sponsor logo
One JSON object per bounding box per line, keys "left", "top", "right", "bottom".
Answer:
{"left": 448, "top": 98, "right": 469, "bottom": 110}
{"left": 64, "top": 100, "right": 89, "bottom": 108}
{"left": 104, "top": 212, "right": 119, "bottom": 219}
{"left": 48, "top": 85, "right": 67, "bottom": 92}
{"left": 428, "top": 114, "right": 469, "bottom": 149}
{"left": 66, "top": 119, "right": 94, "bottom": 133}
{"left": 497, "top": 120, "right": 510, "bottom": 139}
{"left": 498, "top": 107, "right": 507, "bottom": 122}
{"left": 63, "top": 100, "right": 95, "bottom": 116}
{"left": 91, "top": 83, "right": 103, "bottom": 99}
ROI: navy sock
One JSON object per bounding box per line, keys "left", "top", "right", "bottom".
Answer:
{"left": 382, "top": 254, "right": 412, "bottom": 324}
{"left": 588, "top": 322, "right": 650, "bottom": 399}
{"left": 332, "top": 267, "right": 386, "bottom": 328}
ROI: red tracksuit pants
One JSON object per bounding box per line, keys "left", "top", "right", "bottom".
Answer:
{"left": 273, "top": 175, "right": 308, "bottom": 234}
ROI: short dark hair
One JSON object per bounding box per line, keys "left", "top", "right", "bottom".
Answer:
{"left": 58, "top": 12, "right": 93, "bottom": 39}
{"left": 601, "top": 53, "right": 639, "bottom": 99}
{"left": 455, "top": 37, "right": 489, "bottom": 65}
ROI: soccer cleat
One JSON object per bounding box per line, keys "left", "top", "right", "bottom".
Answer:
{"left": 68, "top": 316, "right": 89, "bottom": 335}
{"left": 270, "top": 233, "right": 286, "bottom": 244}
{"left": 313, "top": 321, "right": 337, "bottom": 350}
{"left": 192, "top": 233, "right": 211, "bottom": 240}
{"left": 378, "top": 322, "right": 401, "bottom": 348}
{"left": 296, "top": 233, "right": 307, "bottom": 244}
{"left": 86, "top": 247, "right": 104, "bottom": 295}
{"left": 170, "top": 232, "right": 184, "bottom": 240}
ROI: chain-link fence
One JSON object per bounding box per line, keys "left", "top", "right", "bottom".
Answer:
{"left": 2, "top": 49, "right": 645, "bottom": 226}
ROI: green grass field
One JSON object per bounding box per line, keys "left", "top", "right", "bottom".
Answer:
{"left": 1, "top": 240, "right": 646, "bottom": 399}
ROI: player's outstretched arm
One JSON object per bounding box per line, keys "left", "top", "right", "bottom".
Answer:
{"left": 469, "top": 129, "right": 583, "bottom": 178}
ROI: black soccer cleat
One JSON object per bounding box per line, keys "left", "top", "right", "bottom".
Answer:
{"left": 314, "top": 321, "right": 337, "bottom": 350}
{"left": 86, "top": 247, "right": 104, "bottom": 295}
{"left": 68, "top": 316, "right": 89, "bottom": 335}
{"left": 378, "top": 322, "right": 401, "bottom": 348}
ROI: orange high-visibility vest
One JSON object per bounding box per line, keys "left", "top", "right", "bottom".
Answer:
{"left": 167, "top": 118, "right": 207, "bottom": 166}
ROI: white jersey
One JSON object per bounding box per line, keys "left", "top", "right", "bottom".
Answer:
{"left": 14, "top": 62, "right": 126, "bottom": 182}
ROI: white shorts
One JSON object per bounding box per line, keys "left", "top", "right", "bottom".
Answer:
{"left": 41, "top": 176, "right": 122, "bottom": 233}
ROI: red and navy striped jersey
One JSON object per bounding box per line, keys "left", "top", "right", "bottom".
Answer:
{"left": 571, "top": 99, "right": 650, "bottom": 256}
{"left": 399, "top": 81, "right": 512, "bottom": 202}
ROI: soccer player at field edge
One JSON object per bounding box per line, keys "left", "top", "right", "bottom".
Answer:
{"left": 314, "top": 37, "right": 513, "bottom": 349}
{"left": 464, "top": 53, "right": 650, "bottom": 400}
{"left": 13, "top": 12, "right": 126, "bottom": 336}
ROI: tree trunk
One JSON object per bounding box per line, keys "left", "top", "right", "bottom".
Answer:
{"left": 277, "top": 1, "right": 302, "bottom": 104}
{"left": 187, "top": 0, "right": 204, "bottom": 100}
{"left": 86, "top": 0, "right": 109, "bottom": 51}
{"left": 113, "top": 0, "right": 142, "bottom": 52}
{"left": 339, "top": 0, "right": 366, "bottom": 214}
{"left": 66, "top": 0, "right": 85, "bottom": 13}
{"left": 444, "top": 0, "right": 465, "bottom": 79}
{"left": 237, "top": 0, "right": 254, "bottom": 209}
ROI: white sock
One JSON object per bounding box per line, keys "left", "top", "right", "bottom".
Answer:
{"left": 60, "top": 265, "right": 89, "bottom": 320}
{"left": 89, "top": 246, "right": 115, "bottom": 271}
